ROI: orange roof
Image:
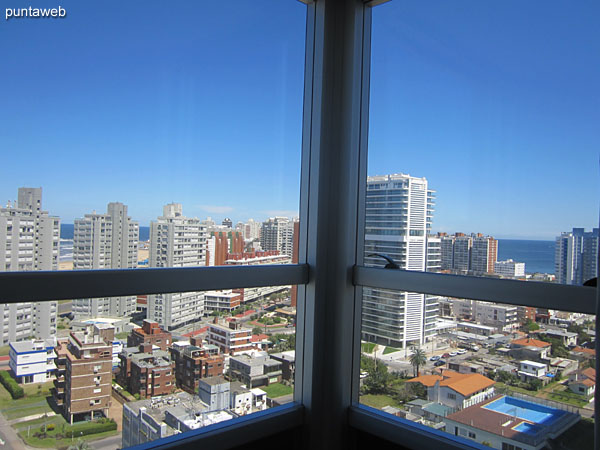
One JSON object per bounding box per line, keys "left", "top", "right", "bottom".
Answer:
{"left": 251, "top": 334, "right": 269, "bottom": 342}
{"left": 407, "top": 371, "right": 495, "bottom": 397}
{"left": 511, "top": 337, "right": 551, "bottom": 348}
{"left": 441, "top": 373, "right": 496, "bottom": 397}
{"left": 582, "top": 367, "right": 596, "bottom": 382}
{"left": 573, "top": 346, "right": 595, "bottom": 355}
{"left": 581, "top": 379, "right": 595, "bottom": 387}
{"left": 405, "top": 374, "right": 444, "bottom": 387}
{"left": 183, "top": 326, "right": 209, "bottom": 338}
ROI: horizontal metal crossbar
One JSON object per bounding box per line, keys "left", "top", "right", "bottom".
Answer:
{"left": 131, "top": 403, "right": 304, "bottom": 450}
{"left": 0, "top": 264, "right": 309, "bottom": 303}
{"left": 349, "top": 405, "right": 482, "bottom": 450}
{"left": 353, "top": 266, "right": 596, "bottom": 315}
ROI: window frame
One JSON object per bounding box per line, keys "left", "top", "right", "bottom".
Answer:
{"left": 0, "top": 1, "right": 598, "bottom": 449}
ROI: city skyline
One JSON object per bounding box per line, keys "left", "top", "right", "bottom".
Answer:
{"left": 1, "top": 1, "right": 598, "bottom": 240}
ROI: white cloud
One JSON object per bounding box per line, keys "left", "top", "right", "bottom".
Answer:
{"left": 197, "top": 205, "right": 234, "bottom": 214}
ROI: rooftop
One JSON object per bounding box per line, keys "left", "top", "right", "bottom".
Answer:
{"left": 406, "top": 370, "right": 495, "bottom": 397}
{"left": 511, "top": 338, "right": 551, "bottom": 348}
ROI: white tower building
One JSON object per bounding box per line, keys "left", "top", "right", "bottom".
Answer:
{"left": 148, "top": 203, "right": 207, "bottom": 330}
{"left": 260, "top": 217, "right": 294, "bottom": 257}
{"left": 362, "top": 174, "right": 439, "bottom": 348}
{"left": 0, "top": 187, "right": 59, "bottom": 344}
{"left": 72, "top": 202, "right": 139, "bottom": 318}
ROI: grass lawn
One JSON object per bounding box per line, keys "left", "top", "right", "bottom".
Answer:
{"left": 14, "top": 414, "right": 67, "bottom": 430}
{"left": 361, "top": 342, "right": 376, "bottom": 353}
{"left": 383, "top": 346, "right": 400, "bottom": 355}
{"left": 360, "top": 394, "right": 402, "bottom": 410}
{"left": 547, "top": 390, "right": 589, "bottom": 407}
{"left": 0, "top": 382, "right": 54, "bottom": 420}
{"left": 115, "top": 331, "right": 129, "bottom": 340}
{"left": 0, "top": 345, "right": 10, "bottom": 356}
{"left": 262, "top": 383, "right": 293, "bottom": 398}
{"left": 18, "top": 419, "right": 118, "bottom": 448}
{"left": 494, "top": 382, "right": 538, "bottom": 397}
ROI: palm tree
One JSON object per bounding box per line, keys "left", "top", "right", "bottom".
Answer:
{"left": 409, "top": 346, "right": 427, "bottom": 377}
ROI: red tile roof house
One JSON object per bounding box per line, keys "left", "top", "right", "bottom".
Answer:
{"left": 568, "top": 367, "right": 596, "bottom": 398}
{"left": 406, "top": 370, "right": 496, "bottom": 410}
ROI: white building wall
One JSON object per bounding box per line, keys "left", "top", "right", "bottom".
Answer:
{"left": 362, "top": 174, "right": 438, "bottom": 348}
{"left": 148, "top": 204, "right": 207, "bottom": 330}
{"left": 73, "top": 202, "right": 138, "bottom": 318}
{"left": 0, "top": 188, "right": 58, "bottom": 343}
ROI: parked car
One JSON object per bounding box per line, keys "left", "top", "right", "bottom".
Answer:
{"left": 442, "top": 353, "right": 450, "bottom": 358}
{"left": 470, "top": 345, "right": 480, "bottom": 352}
{"left": 434, "top": 360, "right": 446, "bottom": 367}
{"left": 457, "top": 349, "right": 467, "bottom": 355}
{"left": 449, "top": 351, "right": 458, "bottom": 357}
{"left": 430, "top": 355, "right": 441, "bottom": 361}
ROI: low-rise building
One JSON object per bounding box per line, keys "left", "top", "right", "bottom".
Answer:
{"left": 517, "top": 360, "right": 547, "bottom": 383}
{"left": 122, "top": 392, "right": 203, "bottom": 448}
{"left": 229, "top": 354, "right": 283, "bottom": 388}
{"left": 269, "top": 351, "right": 295, "bottom": 381}
{"left": 405, "top": 370, "right": 495, "bottom": 410}
{"left": 9, "top": 338, "right": 57, "bottom": 383}
{"left": 568, "top": 367, "right": 596, "bottom": 397}
{"left": 204, "top": 290, "right": 242, "bottom": 314}
{"left": 540, "top": 329, "right": 578, "bottom": 347}
{"left": 510, "top": 337, "right": 551, "bottom": 351}
{"left": 53, "top": 325, "right": 113, "bottom": 424}
{"left": 198, "top": 376, "right": 230, "bottom": 411}
{"left": 170, "top": 339, "right": 224, "bottom": 394}
{"left": 494, "top": 259, "right": 525, "bottom": 278}
{"left": 127, "top": 320, "right": 172, "bottom": 351}
{"left": 119, "top": 345, "right": 175, "bottom": 398}
{"left": 207, "top": 320, "right": 253, "bottom": 355}
{"left": 444, "top": 395, "right": 579, "bottom": 450}
{"left": 457, "top": 322, "right": 495, "bottom": 337}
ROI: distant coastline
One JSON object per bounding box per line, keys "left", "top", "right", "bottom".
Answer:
{"left": 60, "top": 225, "right": 555, "bottom": 275}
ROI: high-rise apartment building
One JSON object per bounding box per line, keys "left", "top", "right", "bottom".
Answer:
{"left": 438, "top": 232, "right": 497, "bottom": 275}
{"left": 260, "top": 217, "right": 295, "bottom": 257}
{"left": 72, "top": 202, "right": 139, "bottom": 318}
{"left": 0, "top": 187, "right": 58, "bottom": 344}
{"left": 243, "top": 218, "right": 261, "bottom": 240}
{"left": 471, "top": 234, "right": 497, "bottom": 274}
{"left": 148, "top": 204, "right": 207, "bottom": 330}
{"left": 362, "top": 174, "right": 439, "bottom": 348}
{"left": 555, "top": 228, "right": 599, "bottom": 285}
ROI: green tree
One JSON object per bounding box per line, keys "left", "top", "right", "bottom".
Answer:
{"left": 524, "top": 319, "right": 540, "bottom": 332}
{"left": 409, "top": 346, "right": 427, "bottom": 377}
{"left": 252, "top": 327, "right": 263, "bottom": 335}
{"left": 528, "top": 378, "right": 543, "bottom": 391}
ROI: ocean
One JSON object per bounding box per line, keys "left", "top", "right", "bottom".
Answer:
{"left": 61, "top": 224, "right": 150, "bottom": 241}
{"left": 497, "top": 239, "right": 555, "bottom": 274}
{"left": 60, "top": 225, "right": 555, "bottom": 274}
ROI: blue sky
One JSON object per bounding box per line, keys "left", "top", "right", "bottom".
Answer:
{"left": 1, "top": 1, "right": 598, "bottom": 240}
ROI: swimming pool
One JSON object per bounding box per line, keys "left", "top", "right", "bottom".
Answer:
{"left": 483, "top": 396, "right": 565, "bottom": 426}
{"left": 513, "top": 422, "right": 543, "bottom": 435}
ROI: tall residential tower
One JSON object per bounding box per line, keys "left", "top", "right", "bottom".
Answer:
{"left": 555, "top": 228, "right": 599, "bottom": 285}
{"left": 148, "top": 204, "right": 207, "bottom": 330}
{"left": 72, "top": 202, "right": 139, "bottom": 318}
{"left": 362, "top": 174, "right": 439, "bottom": 348}
{"left": 0, "top": 187, "right": 58, "bottom": 344}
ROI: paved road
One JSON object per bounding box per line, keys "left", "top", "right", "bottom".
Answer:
{"left": 0, "top": 410, "right": 26, "bottom": 450}
{"left": 91, "top": 433, "right": 122, "bottom": 450}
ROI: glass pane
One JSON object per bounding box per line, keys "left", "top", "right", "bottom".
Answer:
{"left": 360, "top": 293, "right": 595, "bottom": 450}
{"left": 2, "top": 287, "right": 296, "bottom": 448}
{"left": 364, "top": 0, "right": 599, "bottom": 284}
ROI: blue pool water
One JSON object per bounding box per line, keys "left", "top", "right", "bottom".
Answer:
{"left": 513, "top": 422, "right": 542, "bottom": 435}
{"left": 483, "top": 396, "right": 565, "bottom": 426}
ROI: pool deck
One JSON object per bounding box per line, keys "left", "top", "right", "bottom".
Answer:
{"left": 445, "top": 395, "right": 578, "bottom": 445}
